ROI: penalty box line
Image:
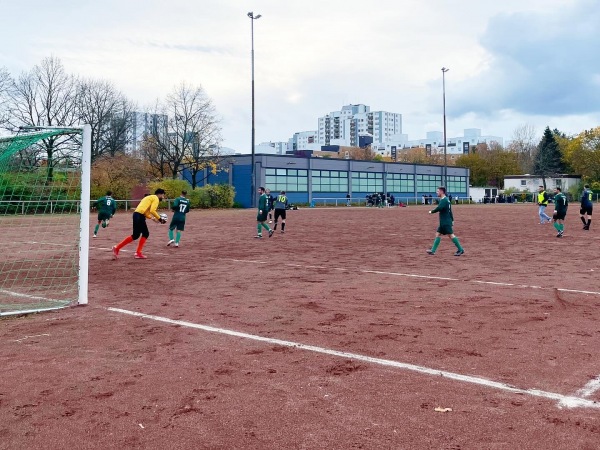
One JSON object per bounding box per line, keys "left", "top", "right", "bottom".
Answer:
{"left": 107, "top": 307, "right": 599, "bottom": 410}
{"left": 226, "top": 259, "right": 600, "bottom": 297}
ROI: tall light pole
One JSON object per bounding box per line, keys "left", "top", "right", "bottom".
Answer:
{"left": 441, "top": 67, "right": 449, "bottom": 187}
{"left": 248, "top": 11, "right": 261, "bottom": 207}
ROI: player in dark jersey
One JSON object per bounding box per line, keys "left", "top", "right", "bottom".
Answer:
{"left": 272, "top": 191, "right": 288, "bottom": 233}
{"left": 167, "top": 190, "right": 191, "bottom": 247}
{"left": 580, "top": 184, "right": 593, "bottom": 230}
{"left": 266, "top": 188, "right": 275, "bottom": 223}
{"left": 93, "top": 191, "right": 117, "bottom": 238}
{"left": 255, "top": 187, "right": 274, "bottom": 238}
{"left": 427, "top": 186, "right": 464, "bottom": 256}
{"left": 552, "top": 187, "right": 568, "bottom": 238}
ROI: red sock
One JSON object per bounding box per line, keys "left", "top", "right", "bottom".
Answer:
{"left": 136, "top": 237, "right": 147, "bottom": 254}
{"left": 116, "top": 235, "right": 133, "bottom": 250}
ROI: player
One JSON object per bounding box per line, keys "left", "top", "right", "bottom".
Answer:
{"left": 272, "top": 190, "right": 288, "bottom": 233}
{"left": 266, "top": 188, "right": 275, "bottom": 223}
{"left": 112, "top": 188, "right": 167, "bottom": 260}
{"left": 426, "top": 186, "right": 464, "bottom": 256}
{"left": 93, "top": 191, "right": 116, "bottom": 238}
{"left": 167, "top": 190, "right": 190, "bottom": 247}
{"left": 580, "top": 184, "right": 593, "bottom": 230}
{"left": 552, "top": 187, "right": 568, "bottom": 238}
{"left": 537, "top": 185, "right": 552, "bottom": 224}
{"left": 255, "top": 187, "right": 274, "bottom": 238}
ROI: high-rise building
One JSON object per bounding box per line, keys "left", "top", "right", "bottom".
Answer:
{"left": 126, "top": 112, "right": 168, "bottom": 156}
{"left": 317, "top": 104, "right": 402, "bottom": 148}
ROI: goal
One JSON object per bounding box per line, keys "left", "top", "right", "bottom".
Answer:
{"left": 0, "top": 125, "right": 91, "bottom": 316}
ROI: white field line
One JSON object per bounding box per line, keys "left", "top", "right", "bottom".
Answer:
{"left": 107, "top": 307, "right": 600, "bottom": 410}
{"left": 576, "top": 376, "right": 600, "bottom": 398}
{"left": 227, "top": 259, "right": 600, "bottom": 297}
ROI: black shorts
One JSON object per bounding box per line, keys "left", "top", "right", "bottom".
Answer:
{"left": 553, "top": 211, "right": 567, "bottom": 220}
{"left": 132, "top": 212, "right": 149, "bottom": 239}
{"left": 580, "top": 206, "right": 593, "bottom": 216}
{"left": 274, "top": 209, "right": 286, "bottom": 221}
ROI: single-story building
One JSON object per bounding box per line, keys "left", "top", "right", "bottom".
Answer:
{"left": 183, "top": 155, "right": 470, "bottom": 208}
{"left": 504, "top": 174, "right": 582, "bottom": 193}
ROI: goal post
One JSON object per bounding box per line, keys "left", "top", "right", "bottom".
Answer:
{"left": 0, "top": 125, "right": 91, "bottom": 316}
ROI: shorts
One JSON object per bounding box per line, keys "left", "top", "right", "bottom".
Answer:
{"left": 98, "top": 212, "right": 111, "bottom": 221}
{"left": 274, "top": 209, "right": 286, "bottom": 221}
{"left": 437, "top": 224, "right": 454, "bottom": 235}
{"left": 132, "top": 212, "right": 149, "bottom": 239}
{"left": 257, "top": 212, "right": 268, "bottom": 222}
{"left": 553, "top": 211, "right": 567, "bottom": 220}
{"left": 580, "top": 206, "right": 593, "bottom": 216}
{"left": 169, "top": 218, "right": 185, "bottom": 231}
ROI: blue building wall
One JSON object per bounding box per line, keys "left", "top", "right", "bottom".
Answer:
{"left": 182, "top": 155, "right": 469, "bottom": 208}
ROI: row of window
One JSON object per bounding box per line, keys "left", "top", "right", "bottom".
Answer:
{"left": 265, "top": 169, "right": 467, "bottom": 194}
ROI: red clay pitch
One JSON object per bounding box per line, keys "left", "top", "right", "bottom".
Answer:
{"left": 1, "top": 204, "right": 599, "bottom": 449}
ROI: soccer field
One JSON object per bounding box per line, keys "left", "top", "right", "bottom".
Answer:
{"left": 1, "top": 204, "right": 599, "bottom": 449}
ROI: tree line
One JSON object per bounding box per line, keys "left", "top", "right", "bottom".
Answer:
{"left": 0, "top": 57, "right": 224, "bottom": 191}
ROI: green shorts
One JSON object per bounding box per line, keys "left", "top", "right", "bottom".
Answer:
{"left": 437, "top": 224, "right": 454, "bottom": 235}
{"left": 98, "top": 212, "right": 111, "bottom": 221}
{"left": 169, "top": 218, "right": 185, "bottom": 231}
{"left": 257, "top": 212, "right": 268, "bottom": 222}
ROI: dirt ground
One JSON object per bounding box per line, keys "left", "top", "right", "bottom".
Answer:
{"left": 1, "top": 204, "right": 599, "bottom": 449}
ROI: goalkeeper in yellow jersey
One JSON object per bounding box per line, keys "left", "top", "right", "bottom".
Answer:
{"left": 112, "top": 189, "right": 166, "bottom": 260}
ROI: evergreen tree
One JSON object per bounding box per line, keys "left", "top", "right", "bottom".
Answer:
{"left": 533, "top": 126, "right": 566, "bottom": 189}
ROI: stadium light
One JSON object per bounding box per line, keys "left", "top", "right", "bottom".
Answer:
{"left": 441, "top": 67, "right": 449, "bottom": 187}
{"left": 248, "top": 11, "right": 261, "bottom": 207}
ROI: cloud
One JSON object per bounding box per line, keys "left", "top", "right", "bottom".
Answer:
{"left": 449, "top": 1, "right": 600, "bottom": 117}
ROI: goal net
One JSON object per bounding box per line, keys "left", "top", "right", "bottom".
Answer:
{"left": 0, "top": 126, "right": 91, "bottom": 316}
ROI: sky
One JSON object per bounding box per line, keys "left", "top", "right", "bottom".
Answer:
{"left": 1, "top": 0, "right": 599, "bottom": 152}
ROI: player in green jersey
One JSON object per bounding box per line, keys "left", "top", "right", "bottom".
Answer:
{"left": 93, "top": 191, "right": 117, "bottom": 238}
{"left": 427, "top": 186, "right": 464, "bottom": 256}
{"left": 167, "top": 190, "right": 191, "bottom": 247}
{"left": 255, "top": 187, "right": 274, "bottom": 238}
{"left": 552, "top": 187, "right": 568, "bottom": 238}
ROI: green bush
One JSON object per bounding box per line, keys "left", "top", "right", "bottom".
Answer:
{"left": 146, "top": 180, "right": 235, "bottom": 209}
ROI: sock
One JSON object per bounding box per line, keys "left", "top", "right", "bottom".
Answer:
{"left": 169, "top": 229, "right": 174, "bottom": 240}
{"left": 175, "top": 232, "right": 181, "bottom": 244}
{"left": 262, "top": 223, "right": 271, "bottom": 232}
{"left": 587, "top": 219, "right": 592, "bottom": 227}
{"left": 553, "top": 222, "right": 560, "bottom": 231}
{"left": 273, "top": 222, "right": 277, "bottom": 230}
{"left": 452, "top": 237, "right": 463, "bottom": 251}
{"left": 559, "top": 224, "right": 564, "bottom": 231}
{"left": 136, "top": 236, "right": 147, "bottom": 254}
{"left": 257, "top": 224, "right": 262, "bottom": 235}
{"left": 116, "top": 235, "right": 134, "bottom": 250}
{"left": 282, "top": 222, "right": 286, "bottom": 231}
{"left": 431, "top": 237, "right": 441, "bottom": 252}
{"left": 581, "top": 216, "right": 586, "bottom": 225}
{"left": 94, "top": 224, "right": 99, "bottom": 234}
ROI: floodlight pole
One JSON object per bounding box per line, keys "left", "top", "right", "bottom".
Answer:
{"left": 441, "top": 67, "right": 449, "bottom": 187}
{"left": 248, "top": 11, "right": 261, "bottom": 208}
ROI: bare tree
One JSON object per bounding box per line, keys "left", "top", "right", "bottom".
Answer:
{"left": 0, "top": 67, "right": 11, "bottom": 127}
{"left": 6, "top": 57, "right": 80, "bottom": 181}
{"left": 507, "top": 124, "right": 537, "bottom": 173}
{"left": 146, "top": 82, "right": 222, "bottom": 184}
{"left": 77, "top": 78, "right": 135, "bottom": 161}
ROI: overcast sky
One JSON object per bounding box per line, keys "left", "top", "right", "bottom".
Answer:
{"left": 1, "top": 0, "right": 598, "bottom": 151}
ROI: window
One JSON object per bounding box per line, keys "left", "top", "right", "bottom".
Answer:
{"left": 312, "top": 170, "right": 348, "bottom": 193}
{"left": 520, "top": 180, "right": 526, "bottom": 186}
{"left": 351, "top": 171, "right": 383, "bottom": 192}
{"left": 386, "top": 173, "right": 414, "bottom": 193}
{"left": 446, "top": 176, "right": 467, "bottom": 194}
{"left": 265, "top": 168, "right": 308, "bottom": 192}
{"left": 416, "top": 174, "right": 442, "bottom": 192}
